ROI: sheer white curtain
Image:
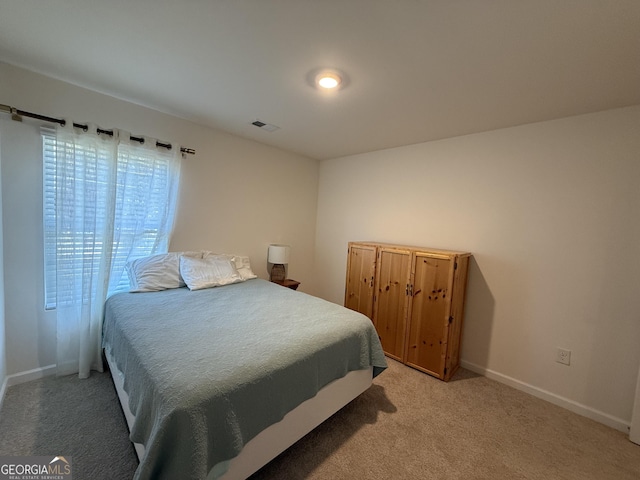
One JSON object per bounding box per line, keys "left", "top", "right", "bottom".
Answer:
{"left": 51, "top": 122, "right": 181, "bottom": 378}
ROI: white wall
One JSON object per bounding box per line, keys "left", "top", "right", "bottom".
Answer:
{"left": 0, "top": 126, "right": 7, "bottom": 403}
{"left": 0, "top": 118, "right": 56, "bottom": 378}
{"left": 0, "top": 62, "right": 319, "bottom": 377}
{"left": 169, "top": 126, "right": 319, "bottom": 286}
{"left": 315, "top": 106, "right": 640, "bottom": 429}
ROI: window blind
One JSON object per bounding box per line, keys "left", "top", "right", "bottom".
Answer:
{"left": 43, "top": 129, "right": 179, "bottom": 309}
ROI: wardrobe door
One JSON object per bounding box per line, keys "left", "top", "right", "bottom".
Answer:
{"left": 344, "top": 243, "right": 377, "bottom": 319}
{"left": 373, "top": 247, "right": 411, "bottom": 361}
{"left": 405, "top": 252, "right": 455, "bottom": 378}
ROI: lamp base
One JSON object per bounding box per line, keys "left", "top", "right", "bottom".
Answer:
{"left": 270, "top": 264, "right": 286, "bottom": 282}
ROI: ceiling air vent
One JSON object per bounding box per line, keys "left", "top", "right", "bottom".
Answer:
{"left": 251, "top": 120, "right": 280, "bottom": 132}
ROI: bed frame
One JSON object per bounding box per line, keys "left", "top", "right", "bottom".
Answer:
{"left": 106, "top": 349, "right": 373, "bottom": 479}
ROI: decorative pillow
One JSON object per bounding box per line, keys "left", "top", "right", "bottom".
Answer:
{"left": 231, "top": 255, "right": 258, "bottom": 281}
{"left": 126, "top": 251, "right": 201, "bottom": 292}
{"left": 179, "top": 255, "right": 243, "bottom": 291}
{"left": 202, "top": 251, "right": 257, "bottom": 281}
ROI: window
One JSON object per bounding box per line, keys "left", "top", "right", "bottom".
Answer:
{"left": 43, "top": 128, "right": 180, "bottom": 309}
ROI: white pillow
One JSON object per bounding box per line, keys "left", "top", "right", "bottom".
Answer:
{"left": 179, "top": 255, "right": 243, "bottom": 291}
{"left": 202, "top": 252, "right": 257, "bottom": 281}
{"left": 126, "top": 251, "right": 201, "bottom": 292}
{"left": 231, "top": 255, "right": 258, "bottom": 281}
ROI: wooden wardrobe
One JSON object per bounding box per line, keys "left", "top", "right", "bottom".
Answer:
{"left": 345, "top": 242, "right": 471, "bottom": 381}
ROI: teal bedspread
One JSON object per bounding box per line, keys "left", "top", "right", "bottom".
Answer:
{"left": 103, "top": 279, "right": 387, "bottom": 480}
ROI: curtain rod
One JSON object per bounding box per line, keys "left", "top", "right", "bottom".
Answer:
{"left": 0, "top": 103, "right": 196, "bottom": 155}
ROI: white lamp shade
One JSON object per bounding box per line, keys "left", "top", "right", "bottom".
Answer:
{"left": 268, "top": 244, "right": 290, "bottom": 264}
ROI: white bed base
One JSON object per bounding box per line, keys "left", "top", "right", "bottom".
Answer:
{"left": 105, "top": 349, "right": 373, "bottom": 479}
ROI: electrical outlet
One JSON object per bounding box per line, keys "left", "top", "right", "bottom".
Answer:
{"left": 556, "top": 348, "right": 571, "bottom": 366}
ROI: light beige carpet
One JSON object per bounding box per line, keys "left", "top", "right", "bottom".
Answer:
{"left": 1, "top": 358, "right": 638, "bottom": 479}
{"left": 0, "top": 371, "right": 138, "bottom": 479}
{"left": 252, "top": 359, "right": 640, "bottom": 479}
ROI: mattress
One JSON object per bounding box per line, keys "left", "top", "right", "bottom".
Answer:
{"left": 103, "top": 278, "right": 387, "bottom": 479}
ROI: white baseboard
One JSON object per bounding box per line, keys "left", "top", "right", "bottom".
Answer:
{"left": 0, "top": 375, "right": 8, "bottom": 412}
{"left": 6, "top": 364, "right": 57, "bottom": 387}
{"left": 0, "top": 364, "right": 57, "bottom": 412}
{"left": 460, "top": 360, "right": 630, "bottom": 433}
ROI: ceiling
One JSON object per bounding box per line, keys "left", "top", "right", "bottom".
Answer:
{"left": 1, "top": 1, "right": 639, "bottom": 160}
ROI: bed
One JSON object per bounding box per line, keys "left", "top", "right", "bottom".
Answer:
{"left": 103, "top": 277, "right": 387, "bottom": 480}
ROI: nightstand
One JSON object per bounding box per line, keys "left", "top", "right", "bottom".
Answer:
{"left": 272, "top": 279, "right": 300, "bottom": 290}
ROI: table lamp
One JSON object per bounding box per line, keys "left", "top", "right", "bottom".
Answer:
{"left": 268, "top": 244, "right": 290, "bottom": 282}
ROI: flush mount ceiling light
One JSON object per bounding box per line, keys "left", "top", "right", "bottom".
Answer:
{"left": 316, "top": 72, "right": 342, "bottom": 90}
{"left": 313, "top": 68, "right": 346, "bottom": 91}
{"left": 306, "top": 68, "right": 349, "bottom": 92}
